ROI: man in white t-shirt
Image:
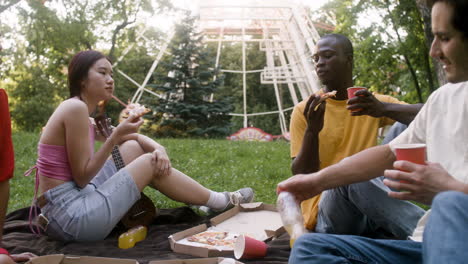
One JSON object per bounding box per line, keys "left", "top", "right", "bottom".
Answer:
{"left": 279, "top": 0, "right": 468, "bottom": 263}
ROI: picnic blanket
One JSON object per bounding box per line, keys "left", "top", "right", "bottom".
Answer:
{"left": 2, "top": 207, "right": 291, "bottom": 264}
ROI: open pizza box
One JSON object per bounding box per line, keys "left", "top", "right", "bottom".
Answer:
{"left": 168, "top": 202, "right": 284, "bottom": 258}
{"left": 149, "top": 257, "right": 244, "bottom": 264}
{"left": 26, "top": 254, "right": 139, "bottom": 264}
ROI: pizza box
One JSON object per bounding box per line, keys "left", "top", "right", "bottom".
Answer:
{"left": 26, "top": 254, "right": 139, "bottom": 264}
{"left": 168, "top": 202, "right": 284, "bottom": 258}
{"left": 149, "top": 257, "right": 244, "bottom": 264}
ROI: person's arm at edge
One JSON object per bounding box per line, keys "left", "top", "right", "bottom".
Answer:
{"left": 280, "top": 144, "right": 395, "bottom": 202}
{"left": 0, "top": 89, "right": 13, "bottom": 244}
{"left": 0, "top": 180, "right": 9, "bottom": 243}
{"left": 348, "top": 89, "right": 423, "bottom": 125}
{"left": 380, "top": 103, "right": 424, "bottom": 125}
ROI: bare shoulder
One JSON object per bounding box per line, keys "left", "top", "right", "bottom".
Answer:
{"left": 41, "top": 99, "right": 88, "bottom": 144}
{"left": 46, "top": 98, "right": 88, "bottom": 123}
{"left": 59, "top": 98, "right": 87, "bottom": 112}
{"left": 57, "top": 99, "right": 89, "bottom": 125}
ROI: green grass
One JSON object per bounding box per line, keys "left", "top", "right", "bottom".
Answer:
{"left": 8, "top": 131, "right": 292, "bottom": 213}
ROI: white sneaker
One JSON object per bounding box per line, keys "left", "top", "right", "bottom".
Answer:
{"left": 218, "top": 187, "right": 255, "bottom": 212}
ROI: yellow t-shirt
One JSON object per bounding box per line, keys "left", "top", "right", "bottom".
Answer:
{"left": 290, "top": 92, "right": 405, "bottom": 230}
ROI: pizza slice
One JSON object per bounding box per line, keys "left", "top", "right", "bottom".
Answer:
{"left": 119, "top": 103, "right": 151, "bottom": 122}
{"left": 186, "top": 231, "right": 236, "bottom": 248}
{"left": 314, "top": 90, "right": 337, "bottom": 111}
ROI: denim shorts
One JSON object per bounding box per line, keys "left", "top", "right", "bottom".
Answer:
{"left": 41, "top": 159, "right": 140, "bottom": 241}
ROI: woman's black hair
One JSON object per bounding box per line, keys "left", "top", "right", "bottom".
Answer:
{"left": 68, "top": 50, "right": 111, "bottom": 98}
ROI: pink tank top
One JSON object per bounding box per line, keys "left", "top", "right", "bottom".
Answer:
{"left": 25, "top": 122, "right": 95, "bottom": 234}
{"left": 25, "top": 122, "right": 95, "bottom": 181}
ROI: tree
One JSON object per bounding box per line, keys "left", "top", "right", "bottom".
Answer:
{"left": 143, "top": 15, "right": 233, "bottom": 138}
{"left": 0, "top": 0, "right": 21, "bottom": 14}
{"left": 0, "top": 0, "right": 169, "bottom": 131}
{"left": 312, "top": 0, "right": 438, "bottom": 103}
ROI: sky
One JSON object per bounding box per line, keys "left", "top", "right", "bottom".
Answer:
{"left": 0, "top": 0, "right": 332, "bottom": 50}
{"left": 142, "top": 0, "right": 332, "bottom": 35}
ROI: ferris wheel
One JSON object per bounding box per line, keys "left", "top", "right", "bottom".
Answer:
{"left": 114, "top": 0, "right": 324, "bottom": 135}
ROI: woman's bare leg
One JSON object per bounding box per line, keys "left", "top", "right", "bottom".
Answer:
{"left": 119, "top": 140, "right": 153, "bottom": 191}
{"left": 150, "top": 168, "right": 210, "bottom": 205}
{"left": 119, "top": 140, "right": 210, "bottom": 205}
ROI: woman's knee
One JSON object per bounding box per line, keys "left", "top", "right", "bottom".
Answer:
{"left": 119, "top": 140, "right": 144, "bottom": 164}
{"left": 0, "top": 254, "right": 15, "bottom": 264}
{"left": 120, "top": 139, "right": 141, "bottom": 152}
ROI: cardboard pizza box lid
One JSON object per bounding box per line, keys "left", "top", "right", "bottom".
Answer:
{"left": 168, "top": 202, "right": 284, "bottom": 258}
{"left": 210, "top": 203, "right": 283, "bottom": 240}
{"left": 149, "top": 257, "right": 244, "bottom": 264}
{"left": 26, "top": 254, "right": 139, "bottom": 264}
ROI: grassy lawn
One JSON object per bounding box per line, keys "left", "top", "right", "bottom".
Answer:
{"left": 9, "top": 131, "right": 292, "bottom": 213}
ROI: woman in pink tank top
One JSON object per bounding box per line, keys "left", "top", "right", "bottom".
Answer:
{"left": 30, "top": 50, "right": 254, "bottom": 242}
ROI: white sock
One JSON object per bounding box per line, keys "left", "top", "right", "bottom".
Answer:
{"left": 206, "top": 191, "right": 229, "bottom": 211}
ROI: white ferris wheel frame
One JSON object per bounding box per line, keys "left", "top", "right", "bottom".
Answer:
{"left": 113, "top": 0, "right": 323, "bottom": 135}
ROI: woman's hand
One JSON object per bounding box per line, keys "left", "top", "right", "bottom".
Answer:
{"left": 151, "top": 148, "right": 172, "bottom": 177}
{"left": 111, "top": 114, "right": 144, "bottom": 145}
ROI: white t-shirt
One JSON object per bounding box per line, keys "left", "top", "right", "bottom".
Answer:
{"left": 389, "top": 81, "right": 468, "bottom": 242}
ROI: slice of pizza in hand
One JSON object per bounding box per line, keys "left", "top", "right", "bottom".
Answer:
{"left": 120, "top": 103, "right": 152, "bottom": 121}
{"left": 314, "top": 90, "right": 337, "bottom": 111}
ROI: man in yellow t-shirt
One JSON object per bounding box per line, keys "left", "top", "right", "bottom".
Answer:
{"left": 290, "top": 33, "right": 425, "bottom": 239}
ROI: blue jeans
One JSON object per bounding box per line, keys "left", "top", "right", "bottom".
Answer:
{"left": 315, "top": 122, "right": 424, "bottom": 239}
{"left": 423, "top": 191, "right": 468, "bottom": 264}
{"left": 316, "top": 177, "right": 425, "bottom": 239}
{"left": 381, "top": 122, "right": 407, "bottom": 145}
{"left": 289, "top": 233, "right": 422, "bottom": 264}
{"left": 291, "top": 191, "right": 468, "bottom": 264}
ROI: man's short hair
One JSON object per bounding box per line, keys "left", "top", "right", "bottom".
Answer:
{"left": 321, "top": 33, "right": 354, "bottom": 57}
{"left": 425, "top": 0, "right": 468, "bottom": 39}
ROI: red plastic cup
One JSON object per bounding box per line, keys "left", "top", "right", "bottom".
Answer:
{"left": 347, "top": 87, "right": 367, "bottom": 112}
{"left": 394, "top": 144, "right": 426, "bottom": 185}
{"left": 347, "top": 87, "right": 367, "bottom": 99}
{"left": 234, "top": 235, "right": 268, "bottom": 259}
{"left": 394, "top": 143, "right": 426, "bottom": 165}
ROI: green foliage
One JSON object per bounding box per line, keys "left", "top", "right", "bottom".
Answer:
{"left": 0, "top": 0, "right": 170, "bottom": 131}
{"left": 313, "top": 0, "right": 437, "bottom": 104}
{"left": 9, "top": 130, "right": 38, "bottom": 212}
{"left": 2, "top": 0, "right": 441, "bottom": 134}
{"left": 7, "top": 64, "right": 61, "bottom": 131}
{"left": 144, "top": 15, "right": 234, "bottom": 138}
{"left": 8, "top": 131, "right": 292, "bottom": 212}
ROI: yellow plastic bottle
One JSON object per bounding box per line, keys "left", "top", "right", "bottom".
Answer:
{"left": 276, "top": 192, "right": 307, "bottom": 248}
{"left": 118, "top": 225, "right": 148, "bottom": 249}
